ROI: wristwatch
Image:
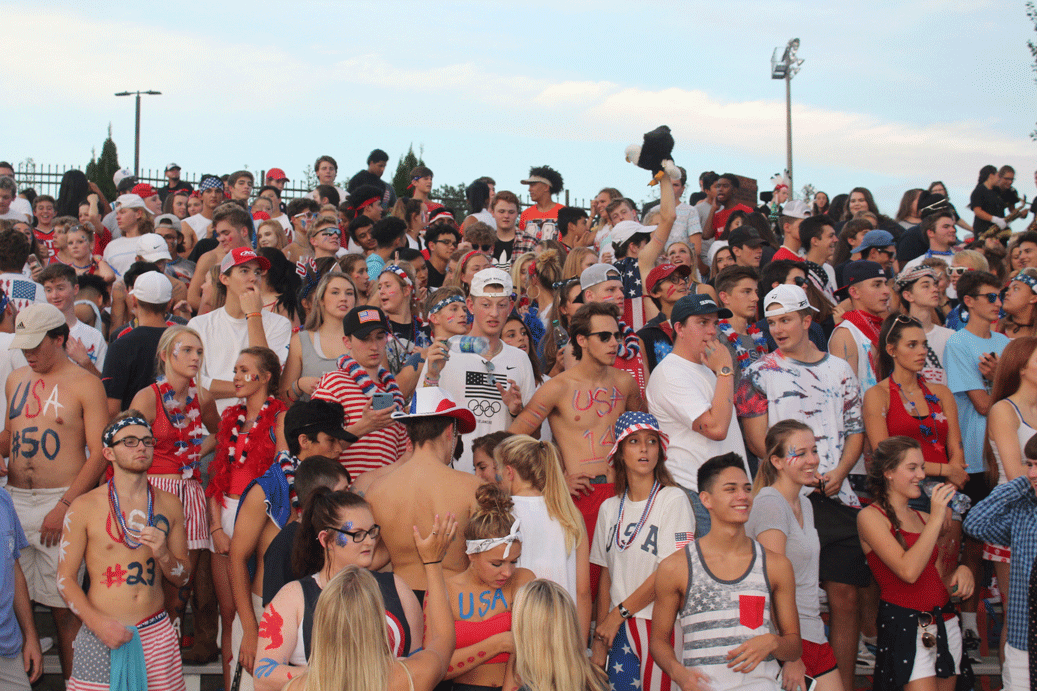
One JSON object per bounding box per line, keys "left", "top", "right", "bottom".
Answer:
{"left": 717, "top": 366, "right": 734, "bottom": 377}
{"left": 618, "top": 603, "right": 633, "bottom": 619}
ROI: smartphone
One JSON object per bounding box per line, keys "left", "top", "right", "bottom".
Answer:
{"left": 776, "top": 670, "right": 816, "bottom": 691}
{"left": 371, "top": 392, "right": 394, "bottom": 410}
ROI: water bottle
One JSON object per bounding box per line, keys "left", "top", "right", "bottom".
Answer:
{"left": 552, "top": 320, "right": 569, "bottom": 350}
{"left": 449, "top": 336, "right": 490, "bottom": 355}
{"left": 923, "top": 482, "right": 972, "bottom": 515}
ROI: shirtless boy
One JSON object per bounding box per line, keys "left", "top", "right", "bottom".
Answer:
{"left": 366, "top": 388, "right": 482, "bottom": 598}
{"left": 58, "top": 411, "right": 190, "bottom": 691}
{"left": 509, "top": 301, "right": 641, "bottom": 596}
{"left": 1, "top": 304, "right": 108, "bottom": 678}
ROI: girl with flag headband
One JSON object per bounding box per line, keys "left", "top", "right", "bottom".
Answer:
{"left": 128, "top": 326, "right": 221, "bottom": 640}
{"left": 589, "top": 411, "right": 694, "bottom": 691}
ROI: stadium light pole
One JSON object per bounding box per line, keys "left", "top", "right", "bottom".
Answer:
{"left": 114, "top": 90, "right": 161, "bottom": 176}
{"left": 770, "top": 39, "right": 803, "bottom": 197}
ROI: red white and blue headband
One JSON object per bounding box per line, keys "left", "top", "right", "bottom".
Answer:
{"left": 429, "top": 294, "right": 464, "bottom": 315}
{"left": 380, "top": 265, "right": 413, "bottom": 288}
{"left": 1012, "top": 272, "right": 1037, "bottom": 294}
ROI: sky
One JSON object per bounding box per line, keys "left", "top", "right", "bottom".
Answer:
{"left": 5, "top": 0, "right": 1037, "bottom": 218}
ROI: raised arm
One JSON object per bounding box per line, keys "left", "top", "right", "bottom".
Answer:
{"left": 638, "top": 176, "right": 677, "bottom": 281}
{"left": 403, "top": 514, "right": 458, "bottom": 691}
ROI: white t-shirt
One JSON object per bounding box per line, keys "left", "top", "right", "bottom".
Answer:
{"left": 922, "top": 324, "right": 954, "bottom": 386}
{"left": 472, "top": 209, "right": 497, "bottom": 229}
{"left": 589, "top": 486, "right": 694, "bottom": 618}
{"left": 511, "top": 496, "right": 578, "bottom": 604}
{"left": 187, "top": 307, "right": 292, "bottom": 413}
{"left": 10, "top": 197, "right": 32, "bottom": 220}
{"left": 183, "top": 213, "right": 212, "bottom": 240}
{"left": 69, "top": 320, "right": 107, "bottom": 367}
{"left": 0, "top": 209, "right": 30, "bottom": 223}
{"left": 646, "top": 353, "right": 747, "bottom": 492}
{"left": 102, "top": 236, "right": 142, "bottom": 278}
{"left": 0, "top": 273, "right": 44, "bottom": 312}
{"left": 432, "top": 342, "right": 535, "bottom": 474}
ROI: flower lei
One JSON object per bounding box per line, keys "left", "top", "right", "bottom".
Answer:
{"left": 228, "top": 396, "right": 279, "bottom": 468}
{"left": 892, "top": 375, "right": 946, "bottom": 453}
{"left": 614, "top": 480, "right": 662, "bottom": 551}
{"left": 717, "top": 320, "right": 768, "bottom": 366}
{"left": 276, "top": 450, "right": 301, "bottom": 509}
{"left": 156, "top": 376, "right": 204, "bottom": 480}
{"left": 336, "top": 353, "right": 405, "bottom": 409}
{"left": 617, "top": 319, "right": 641, "bottom": 360}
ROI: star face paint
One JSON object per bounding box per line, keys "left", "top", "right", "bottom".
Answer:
{"left": 333, "top": 521, "right": 353, "bottom": 547}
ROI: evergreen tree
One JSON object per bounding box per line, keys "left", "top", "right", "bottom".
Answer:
{"left": 431, "top": 182, "right": 470, "bottom": 220}
{"left": 391, "top": 144, "right": 425, "bottom": 201}
{"left": 85, "top": 124, "right": 120, "bottom": 201}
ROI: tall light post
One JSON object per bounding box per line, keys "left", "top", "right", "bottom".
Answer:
{"left": 114, "top": 90, "right": 161, "bottom": 176}
{"left": 770, "top": 39, "right": 803, "bottom": 197}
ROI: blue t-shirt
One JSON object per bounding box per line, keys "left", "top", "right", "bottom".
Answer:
{"left": 945, "top": 329, "right": 1009, "bottom": 473}
{"left": 0, "top": 487, "right": 29, "bottom": 658}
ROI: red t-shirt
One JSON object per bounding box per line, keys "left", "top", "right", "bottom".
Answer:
{"left": 519, "top": 202, "right": 563, "bottom": 231}
{"left": 771, "top": 246, "right": 803, "bottom": 263}
{"left": 712, "top": 204, "right": 754, "bottom": 236}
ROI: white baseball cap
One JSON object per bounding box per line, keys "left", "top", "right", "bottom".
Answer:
{"left": 763, "top": 284, "right": 819, "bottom": 317}
{"left": 137, "top": 234, "right": 171, "bottom": 262}
{"left": 470, "top": 268, "right": 513, "bottom": 298}
{"left": 129, "top": 271, "right": 173, "bottom": 304}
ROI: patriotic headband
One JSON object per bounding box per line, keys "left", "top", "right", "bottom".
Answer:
{"left": 103, "top": 416, "right": 152, "bottom": 447}
{"left": 199, "top": 177, "right": 223, "bottom": 192}
{"left": 407, "top": 176, "right": 423, "bottom": 189}
{"left": 380, "top": 265, "right": 413, "bottom": 288}
{"left": 466, "top": 517, "right": 522, "bottom": 558}
{"left": 349, "top": 196, "right": 379, "bottom": 213}
{"left": 1012, "top": 272, "right": 1037, "bottom": 294}
{"left": 429, "top": 294, "right": 464, "bottom": 314}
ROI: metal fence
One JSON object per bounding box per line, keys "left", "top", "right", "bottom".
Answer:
{"left": 12, "top": 162, "right": 594, "bottom": 214}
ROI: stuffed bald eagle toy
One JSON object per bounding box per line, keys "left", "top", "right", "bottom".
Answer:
{"left": 625, "top": 125, "right": 681, "bottom": 186}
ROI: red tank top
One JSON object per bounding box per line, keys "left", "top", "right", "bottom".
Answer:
{"left": 148, "top": 385, "right": 184, "bottom": 475}
{"left": 865, "top": 507, "right": 951, "bottom": 615}
{"left": 454, "top": 610, "right": 512, "bottom": 665}
{"left": 885, "top": 377, "right": 949, "bottom": 468}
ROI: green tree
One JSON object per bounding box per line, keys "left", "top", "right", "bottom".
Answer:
{"left": 391, "top": 144, "right": 425, "bottom": 200}
{"left": 85, "top": 124, "right": 120, "bottom": 202}
{"left": 432, "top": 182, "right": 470, "bottom": 220}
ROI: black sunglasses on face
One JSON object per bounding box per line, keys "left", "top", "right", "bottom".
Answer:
{"left": 589, "top": 331, "right": 622, "bottom": 342}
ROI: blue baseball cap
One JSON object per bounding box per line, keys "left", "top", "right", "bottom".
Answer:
{"left": 851, "top": 229, "right": 895, "bottom": 255}
{"left": 670, "top": 293, "right": 732, "bottom": 324}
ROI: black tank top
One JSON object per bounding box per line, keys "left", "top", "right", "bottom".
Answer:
{"left": 301, "top": 570, "right": 411, "bottom": 658}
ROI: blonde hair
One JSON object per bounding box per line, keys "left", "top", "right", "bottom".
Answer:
{"left": 257, "top": 219, "right": 288, "bottom": 250}
{"left": 512, "top": 580, "right": 609, "bottom": 691}
{"left": 511, "top": 252, "right": 536, "bottom": 292}
{"left": 562, "top": 247, "right": 596, "bottom": 280}
{"left": 155, "top": 326, "right": 204, "bottom": 379}
{"left": 496, "top": 436, "right": 583, "bottom": 554}
{"left": 952, "top": 249, "right": 989, "bottom": 273}
{"left": 290, "top": 566, "right": 391, "bottom": 691}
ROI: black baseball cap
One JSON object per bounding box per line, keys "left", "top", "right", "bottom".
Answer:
{"left": 284, "top": 399, "right": 354, "bottom": 442}
{"left": 670, "top": 294, "right": 732, "bottom": 324}
{"left": 343, "top": 305, "right": 388, "bottom": 338}
{"left": 837, "top": 260, "right": 889, "bottom": 298}
{"left": 728, "top": 227, "right": 766, "bottom": 248}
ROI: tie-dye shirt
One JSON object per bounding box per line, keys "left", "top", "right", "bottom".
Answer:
{"left": 735, "top": 351, "right": 864, "bottom": 507}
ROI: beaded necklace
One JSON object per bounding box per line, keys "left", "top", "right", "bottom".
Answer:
{"left": 107, "top": 480, "right": 153, "bottom": 549}
{"left": 336, "top": 353, "right": 405, "bottom": 409}
{"left": 228, "top": 396, "right": 277, "bottom": 468}
{"left": 892, "top": 374, "right": 944, "bottom": 448}
{"left": 614, "top": 480, "right": 662, "bottom": 551}
{"left": 155, "top": 376, "right": 203, "bottom": 480}
{"left": 717, "top": 320, "right": 768, "bottom": 366}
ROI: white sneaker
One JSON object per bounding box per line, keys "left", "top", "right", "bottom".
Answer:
{"left": 39, "top": 637, "right": 54, "bottom": 654}
{"left": 856, "top": 638, "right": 876, "bottom": 665}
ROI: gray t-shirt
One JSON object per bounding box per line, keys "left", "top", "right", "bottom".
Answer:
{"left": 746, "top": 487, "right": 825, "bottom": 643}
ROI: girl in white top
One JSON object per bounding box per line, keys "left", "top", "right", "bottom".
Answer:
{"left": 589, "top": 412, "right": 694, "bottom": 691}
{"left": 494, "top": 434, "right": 591, "bottom": 639}
{"left": 984, "top": 335, "right": 1037, "bottom": 634}
{"left": 746, "top": 420, "right": 844, "bottom": 691}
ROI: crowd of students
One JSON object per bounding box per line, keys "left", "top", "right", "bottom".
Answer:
{"left": 0, "top": 153, "right": 1035, "bottom": 691}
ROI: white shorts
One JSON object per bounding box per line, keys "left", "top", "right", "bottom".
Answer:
{"left": 909, "top": 614, "right": 963, "bottom": 682}
{"left": 1003, "top": 643, "right": 1030, "bottom": 691}
{"left": 220, "top": 495, "right": 240, "bottom": 541}
{"left": 8, "top": 486, "right": 84, "bottom": 608}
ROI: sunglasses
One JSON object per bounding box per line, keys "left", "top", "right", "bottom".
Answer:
{"left": 589, "top": 331, "right": 623, "bottom": 342}
{"left": 327, "top": 524, "right": 381, "bottom": 543}
{"left": 473, "top": 243, "right": 494, "bottom": 252}
{"left": 316, "top": 229, "right": 340, "bottom": 239}
{"left": 917, "top": 612, "right": 936, "bottom": 649}
{"left": 970, "top": 292, "right": 1001, "bottom": 304}
{"left": 947, "top": 266, "right": 971, "bottom": 277}
{"left": 436, "top": 239, "right": 458, "bottom": 247}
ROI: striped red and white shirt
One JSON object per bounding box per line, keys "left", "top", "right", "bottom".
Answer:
{"left": 311, "top": 370, "right": 407, "bottom": 479}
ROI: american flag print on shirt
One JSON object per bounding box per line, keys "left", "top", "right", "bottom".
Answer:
{"left": 465, "top": 370, "right": 500, "bottom": 399}
{"left": 674, "top": 532, "right": 693, "bottom": 549}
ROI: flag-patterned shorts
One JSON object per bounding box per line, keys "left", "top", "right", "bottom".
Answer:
{"left": 68, "top": 610, "right": 185, "bottom": 691}
{"left": 148, "top": 476, "right": 210, "bottom": 551}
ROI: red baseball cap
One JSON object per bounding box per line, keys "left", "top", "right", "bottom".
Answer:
{"left": 131, "top": 182, "right": 158, "bottom": 199}
{"left": 645, "top": 263, "right": 691, "bottom": 294}
{"left": 220, "top": 247, "right": 271, "bottom": 274}
{"left": 266, "top": 168, "right": 289, "bottom": 181}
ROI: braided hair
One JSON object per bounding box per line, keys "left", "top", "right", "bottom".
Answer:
{"left": 865, "top": 436, "right": 922, "bottom": 548}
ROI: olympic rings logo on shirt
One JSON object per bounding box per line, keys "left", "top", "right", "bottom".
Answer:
{"left": 468, "top": 399, "right": 502, "bottom": 417}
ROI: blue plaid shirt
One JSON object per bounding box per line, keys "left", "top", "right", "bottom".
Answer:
{"left": 963, "top": 476, "right": 1037, "bottom": 650}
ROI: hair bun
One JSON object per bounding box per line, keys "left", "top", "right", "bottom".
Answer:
{"left": 474, "top": 483, "right": 514, "bottom": 516}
